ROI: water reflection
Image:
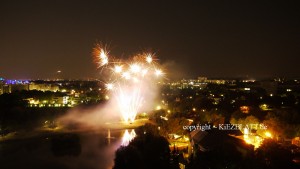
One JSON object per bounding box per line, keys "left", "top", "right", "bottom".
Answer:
{"left": 0, "top": 130, "right": 125, "bottom": 169}
{"left": 121, "top": 129, "right": 136, "bottom": 146}
{"left": 51, "top": 133, "right": 81, "bottom": 157}
{"left": 106, "top": 129, "right": 115, "bottom": 145}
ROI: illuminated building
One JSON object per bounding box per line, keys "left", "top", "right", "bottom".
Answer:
{"left": 29, "top": 83, "right": 59, "bottom": 92}
{"left": 0, "top": 79, "right": 30, "bottom": 93}
{"left": 2, "top": 84, "right": 11, "bottom": 93}
{"left": 52, "top": 96, "right": 70, "bottom": 105}
{"left": 259, "top": 81, "right": 278, "bottom": 95}
{"left": 0, "top": 80, "right": 3, "bottom": 95}
{"left": 166, "top": 77, "right": 236, "bottom": 90}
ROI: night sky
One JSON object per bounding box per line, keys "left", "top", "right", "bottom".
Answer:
{"left": 0, "top": 0, "right": 299, "bottom": 79}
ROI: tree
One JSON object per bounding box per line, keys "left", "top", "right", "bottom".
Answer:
{"left": 187, "top": 136, "right": 253, "bottom": 169}
{"left": 113, "top": 124, "right": 172, "bottom": 169}
{"left": 159, "top": 117, "right": 189, "bottom": 137}
{"left": 255, "top": 139, "right": 296, "bottom": 169}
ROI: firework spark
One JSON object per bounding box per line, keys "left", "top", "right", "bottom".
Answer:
{"left": 94, "top": 44, "right": 164, "bottom": 123}
{"left": 146, "top": 54, "right": 153, "bottom": 63}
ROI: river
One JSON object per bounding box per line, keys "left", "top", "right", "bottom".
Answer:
{"left": 0, "top": 129, "right": 126, "bottom": 169}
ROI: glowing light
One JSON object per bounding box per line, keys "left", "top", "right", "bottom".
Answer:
{"left": 132, "top": 77, "right": 139, "bottom": 83}
{"left": 265, "top": 131, "right": 272, "bottom": 138}
{"left": 160, "top": 116, "right": 168, "bottom": 121}
{"left": 102, "top": 58, "right": 108, "bottom": 65}
{"left": 121, "top": 129, "right": 136, "bottom": 146}
{"left": 155, "top": 69, "right": 163, "bottom": 77}
{"left": 106, "top": 83, "right": 114, "bottom": 90}
{"left": 114, "top": 65, "right": 123, "bottom": 73}
{"left": 99, "top": 49, "right": 108, "bottom": 65}
{"left": 244, "top": 138, "right": 252, "bottom": 144}
{"left": 243, "top": 127, "right": 263, "bottom": 148}
{"left": 29, "top": 99, "right": 39, "bottom": 105}
{"left": 146, "top": 54, "right": 152, "bottom": 63}
{"left": 141, "top": 69, "right": 148, "bottom": 76}
{"left": 117, "top": 87, "right": 143, "bottom": 123}
{"left": 99, "top": 49, "right": 109, "bottom": 66}
{"left": 122, "top": 72, "right": 131, "bottom": 80}
{"left": 244, "top": 128, "right": 249, "bottom": 135}
{"left": 184, "top": 136, "right": 189, "bottom": 142}
{"left": 243, "top": 127, "right": 251, "bottom": 145}
{"left": 130, "top": 64, "right": 141, "bottom": 73}
{"left": 93, "top": 46, "right": 109, "bottom": 67}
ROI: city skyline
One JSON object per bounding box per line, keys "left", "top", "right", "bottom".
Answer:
{"left": 0, "top": 0, "right": 299, "bottom": 79}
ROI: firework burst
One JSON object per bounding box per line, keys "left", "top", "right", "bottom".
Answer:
{"left": 93, "top": 44, "right": 164, "bottom": 123}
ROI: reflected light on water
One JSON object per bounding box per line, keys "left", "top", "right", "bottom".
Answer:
{"left": 121, "top": 129, "right": 136, "bottom": 146}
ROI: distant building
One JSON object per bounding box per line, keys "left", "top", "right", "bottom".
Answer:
{"left": 52, "top": 96, "right": 70, "bottom": 105}
{"left": 170, "top": 79, "right": 207, "bottom": 89}
{"left": 0, "top": 80, "right": 3, "bottom": 95}
{"left": 260, "top": 81, "right": 278, "bottom": 95}
{"left": 70, "top": 96, "right": 81, "bottom": 105}
{"left": 197, "top": 77, "right": 208, "bottom": 82}
{"left": 167, "top": 77, "right": 236, "bottom": 90}
{"left": 29, "top": 83, "right": 59, "bottom": 92}
{"left": 190, "top": 128, "right": 252, "bottom": 154}
{"left": 1, "top": 79, "right": 30, "bottom": 93}
{"left": 205, "top": 79, "right": 226, "bottom": 84}
{"left": 2, "top": 84, "right": 11, "bottom": 93}
{"left": 292, "top": 137, "right": 300, "bottom": 147}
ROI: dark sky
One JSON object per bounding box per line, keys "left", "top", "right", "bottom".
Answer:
{"left": 0, "top": 0, "right": 299, "bottom": 79}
